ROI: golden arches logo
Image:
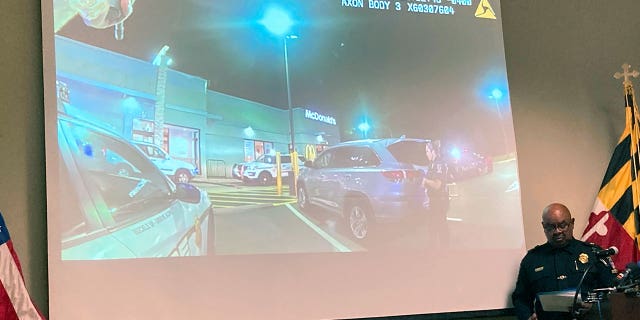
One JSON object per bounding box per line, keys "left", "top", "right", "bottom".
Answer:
{"left": 305, "top": 144, "right": 317, "bottom": 161}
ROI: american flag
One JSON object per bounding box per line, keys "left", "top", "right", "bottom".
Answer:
{"left": 0, "top": 211, "right": 45, "bottom": 319}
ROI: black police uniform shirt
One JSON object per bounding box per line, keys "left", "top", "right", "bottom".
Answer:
{"left": 425, "top": 158, "right": 449, "bottom": 211}
{"left": 511, "top": 238, "right": 616, "bottom": 320}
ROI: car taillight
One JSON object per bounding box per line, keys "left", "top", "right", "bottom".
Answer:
{"left": 382, "top": 170, "right": 405, "bottom": 182}
{"left": 382, "top": 169, "right": 423, "bottom": 183}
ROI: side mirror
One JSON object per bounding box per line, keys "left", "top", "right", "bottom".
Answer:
{"left": 174, "top": 183, "right": 202, "bottom": 204}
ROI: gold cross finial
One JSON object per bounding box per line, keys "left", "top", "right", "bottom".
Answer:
{"left": 613, "top": 63, "right": 639, "bottom": 86}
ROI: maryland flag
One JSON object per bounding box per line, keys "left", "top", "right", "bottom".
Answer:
{"left": 582, "top": 64, "right": 640, "bottom": 271}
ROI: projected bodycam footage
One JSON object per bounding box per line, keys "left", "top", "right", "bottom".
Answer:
{"left": 51, "top": 0, "right": 521, "bottom": 260}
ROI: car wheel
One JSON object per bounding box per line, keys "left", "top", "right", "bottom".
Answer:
{"left": 258, "top": 172, "right": 272, "bottom": 185}
{"left": 345, "top": 199, "right": 373, "bottom": 241}
{"left": 174, "top": 169, "right": 191, "bottom": 183}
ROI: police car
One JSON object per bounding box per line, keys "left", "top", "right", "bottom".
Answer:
{"left": 57, "top": 108, "right": 213, "bottom": 260}
{"left": 241, "top": 154, "right": 305, "bottom": 185}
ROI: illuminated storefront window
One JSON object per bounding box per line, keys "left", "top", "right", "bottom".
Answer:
{"left": 244, "top": 139, "right": 274, "bottom": 161}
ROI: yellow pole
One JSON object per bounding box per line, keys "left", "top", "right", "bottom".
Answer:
{"left": 291, "top": 151, "right": 299, "bottom": 196}
{"left": 275, "top": 152, "right": 282, "bottom": 195}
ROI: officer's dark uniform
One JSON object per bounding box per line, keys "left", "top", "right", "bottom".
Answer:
{"left": 512, "top": 239, "right": 617, "bottom": 320}
{"left": 424, "top": 156, "right": 450, "bottom": 246}
{"left": 425, "top": 158, "right": 449, "bottom": 212}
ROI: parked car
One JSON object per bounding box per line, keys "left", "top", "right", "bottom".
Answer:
{"left": 444, "top": 148, "right": 492, "bottom": 181}
{"left": 296, "top": 138, "right": 428, "bottom": 241}
{"left": 131, "top": 141, "right": 199, "bottom": 183}
{"left": 242, "top": 154, "right": 305, "bottom": 185}
{"left": 57, "top": 112, "right": 213, "bottom": 260}
{"left": 232, "top": 160, "right": 251, "bottom": 180}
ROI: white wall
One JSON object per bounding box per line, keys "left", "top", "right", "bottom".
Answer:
{"left": 502, "top": 0, "right": 640, "bottom": 248}
{"left": 2, "top": 0, "right": 640, "bottom": 317}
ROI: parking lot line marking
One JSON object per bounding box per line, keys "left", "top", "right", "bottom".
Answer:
{"left": 273, "top": 200, "right": 298, "bottom": 206}
{"left": 212, "top": 205, "right": 236, "bottom": 208}
{"left": 285, "top": 203, "right": 352, "bottom": 253}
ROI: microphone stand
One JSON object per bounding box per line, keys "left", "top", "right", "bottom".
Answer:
{"left": 572, "top": 260, "right": 615, "bottom": 320}
{"left": 571, "top": 264, "right": 595, "bottom": 320}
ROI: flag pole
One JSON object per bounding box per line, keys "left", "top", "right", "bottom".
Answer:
{"left": 631, "top": 85, "right": 640, "bottom": 251}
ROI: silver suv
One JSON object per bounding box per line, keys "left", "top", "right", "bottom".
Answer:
{"left": 296, "top": 138, "right": 429, "bottom": 241}
{"left": 131, "top": 141, "right": 198, "bottom": 183}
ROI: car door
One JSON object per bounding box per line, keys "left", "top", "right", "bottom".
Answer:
{"left": 320, "top": 146, "right": 354, "bottom": 211}
{"left": 304, "top": 149, "right": 335, "bottom": 208}
{"left": 314, "top": 146, "right": 361, "bottom": 212}
{"left": 58, "top": 116, "right": 207, "bottom": 259}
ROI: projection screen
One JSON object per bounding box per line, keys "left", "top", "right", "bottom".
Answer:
{"left": 42, "top": 0, "right": 526, "bottom": 319}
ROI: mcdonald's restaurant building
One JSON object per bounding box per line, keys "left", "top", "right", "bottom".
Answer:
{"left": 205, "top": 91, "right": 341, "bottom": 177}
{"left": 54, "top": 35, "right": 340, "bottom": 179}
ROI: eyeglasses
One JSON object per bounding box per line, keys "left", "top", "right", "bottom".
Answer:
{"left": 542, "top": 220, "right": 573, "bottom": 232}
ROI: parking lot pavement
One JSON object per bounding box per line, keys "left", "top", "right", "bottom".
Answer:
{"left": 190, "top": 178, "right": 246, "bottom": 195}
{"left": 191, "top": 177, "right": 243, "bottom": 188}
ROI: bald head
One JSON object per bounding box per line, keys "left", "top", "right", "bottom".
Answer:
{"left": 542, "top": 203, "right": 572, "bottom": 221}
{"left": 541, "top": 203, "right": 575, "bottom": 248}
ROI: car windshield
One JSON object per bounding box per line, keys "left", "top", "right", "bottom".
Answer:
{"left": 386, "top": 140, "right": 429, "bottom": 166}
{"left": 136, "top": 144, "right": 168, "bottom": 159}
{"left": 60, "top": 118, "right": 173, "bottom": 219}
{"left": 255, "top": 155, "right": 271, "bottom": 163}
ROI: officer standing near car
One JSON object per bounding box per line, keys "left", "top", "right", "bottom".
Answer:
{"left": 423, "top": 140, "right": 450, "bottom": 247}
{"left": 511, "top": 203, "right": 617, "bottom": 320}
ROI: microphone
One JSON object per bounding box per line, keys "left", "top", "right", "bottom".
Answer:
{"left": 595, "top": 246, "right": 619, "bottom": 257}
{"left": 617, "top": 262, "right": 640, "bottom": 287}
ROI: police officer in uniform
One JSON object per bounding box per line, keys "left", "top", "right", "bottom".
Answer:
{"left": 511, "top": 203, "right": 617, "bottom": 320}
{"left": 423, "top": 141, "right": 450, "bottom": 247}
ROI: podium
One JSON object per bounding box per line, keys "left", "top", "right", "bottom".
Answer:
{"left": 609, "top": 292, "right": 640, "bottom": 320}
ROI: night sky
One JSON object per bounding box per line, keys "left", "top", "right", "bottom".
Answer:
{"left": 56, "top": 0, "right": 513, "bottom": 154}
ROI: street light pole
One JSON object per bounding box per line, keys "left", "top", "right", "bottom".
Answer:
{"left": 259, "top": 7, "right": 296, "bottom": 151}
{"left": 259, "top": 7, "right": 298, "bottom": 195}
{"left": 153, "top": 45, "right": 171, "bottom": 146}
{"left": 284, "top": 35, "right": 295, "bottom": 152}
{"left": 283, "top": 35, "right": 299, "bottom": 196}
{"left": 491, "top": 96, "right": 509, "bottom": 155}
